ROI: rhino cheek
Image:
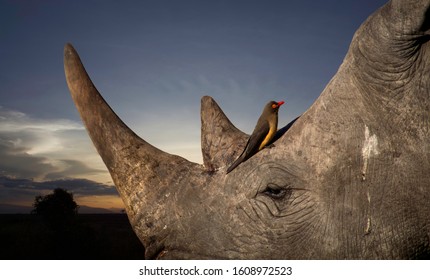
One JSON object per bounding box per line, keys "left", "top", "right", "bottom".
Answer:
{"left": 221, "top": 161, "right": 325, "bottom": 259}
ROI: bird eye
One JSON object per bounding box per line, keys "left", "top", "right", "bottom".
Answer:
{"left": 271, "top": 104, "right": 277, "bottom": 109}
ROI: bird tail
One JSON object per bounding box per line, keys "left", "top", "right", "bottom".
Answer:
{"left": 226, "top": 154, "right": 246, "bottom": 174}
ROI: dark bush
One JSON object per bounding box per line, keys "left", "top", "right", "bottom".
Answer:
{"left": 32, "top": 188, "right": 79, "bottom": 230}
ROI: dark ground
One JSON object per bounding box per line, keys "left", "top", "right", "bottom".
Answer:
{"left": 0, "top": 214, "right": 146, "bottom": 259}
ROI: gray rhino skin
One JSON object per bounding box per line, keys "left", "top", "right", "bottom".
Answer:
{"left": 64, "top": 0, "right": 430, "bottom": 259}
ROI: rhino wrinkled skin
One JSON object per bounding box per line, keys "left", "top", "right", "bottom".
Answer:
{"left": 64, "top": 0, "right": 430, "bottom": 259}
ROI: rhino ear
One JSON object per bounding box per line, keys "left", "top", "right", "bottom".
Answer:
{"left": 200, "top": 96, "right": 248, "bottom": 171}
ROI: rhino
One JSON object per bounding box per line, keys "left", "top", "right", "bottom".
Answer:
{"left": 64, "top": 0, "right": 430, "bottom": 259}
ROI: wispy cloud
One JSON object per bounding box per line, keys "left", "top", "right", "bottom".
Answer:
{"left": 0, "top": 106, "right": 83, "bottom": 156}
{"left": 0, "top": 107, "right": 83, "bottom": 133}
{"left": 0, "top": 106, "right": 110, "bottom": 182}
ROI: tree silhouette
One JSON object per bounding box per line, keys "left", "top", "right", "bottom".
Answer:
{"left": 32, "top": 188, "right": 79, "bottom": 230}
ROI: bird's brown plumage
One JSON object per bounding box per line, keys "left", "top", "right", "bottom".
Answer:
{"left": 226, "top": 100, "right": 284, "bottom": 174}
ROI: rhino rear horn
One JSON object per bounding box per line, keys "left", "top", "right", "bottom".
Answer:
{"left": 200, "top": 96, "right": 248, "bottom": 171}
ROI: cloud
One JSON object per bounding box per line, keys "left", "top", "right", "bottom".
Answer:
{"left": 0, "top": 138, "right": 56, "bottom": 179}
{"left": 0, "top": 176, "right": 120, "bottom": 211}
{"left": 0, "top": 107, "right": 83, "bottom": 132}
{"left": 0, "top": 107, "right": 83, "bottom": 154}
{"left": 44, "top": 159, "right": 104, "bottom": 180}
{"left": 0, "top": 107, "right": 123, "bottom": 211}
{"left": 0, "top": 107, "right": 110, "bottom": 182}
{"left": 0, "top": 176, "right": 117, "bottom": 196}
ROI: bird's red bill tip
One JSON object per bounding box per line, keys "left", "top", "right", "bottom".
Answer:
{"left": 277, "top": 101, "right": 285, "bottom": 106}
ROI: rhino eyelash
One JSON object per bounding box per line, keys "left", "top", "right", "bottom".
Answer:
{"left": 263, "top": 187, "right": 286, "bottom": 199}
{"left": 262, "top": 183, "right": 290, "bottom": 199}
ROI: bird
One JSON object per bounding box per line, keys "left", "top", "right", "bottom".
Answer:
{"left": 226, "top": 100, "right": 285, "bottom": 174}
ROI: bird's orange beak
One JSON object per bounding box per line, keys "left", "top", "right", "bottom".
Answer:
{"left": 277, "top": 101, "right": 285, "bottom": 106}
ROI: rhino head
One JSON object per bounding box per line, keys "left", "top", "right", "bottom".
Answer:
{"left": 64, "top": 0, "right": 430, "bottom": 259}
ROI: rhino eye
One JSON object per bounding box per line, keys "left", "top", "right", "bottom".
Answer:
{"left": 262, "top": 184, "right": 288, "bottom": 199}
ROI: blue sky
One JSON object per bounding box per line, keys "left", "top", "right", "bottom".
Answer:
{"left": 0, "top": 0, "right": 387, "bottom": 212}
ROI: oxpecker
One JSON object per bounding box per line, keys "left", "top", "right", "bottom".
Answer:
{"left": 226, "top": 100, "right": 284, "bottom": 174}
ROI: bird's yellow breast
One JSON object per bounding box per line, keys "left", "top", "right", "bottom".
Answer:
{"left": 259, "top": 125, "right": 277, "bottom": 150}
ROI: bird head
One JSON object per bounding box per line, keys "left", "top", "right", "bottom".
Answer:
{"left": 269, "top": 100, "right": 285, "bottom": 112}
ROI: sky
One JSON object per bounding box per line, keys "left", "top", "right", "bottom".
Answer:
{"left": 0, "top": 0, "right": 388, "bottom": 213}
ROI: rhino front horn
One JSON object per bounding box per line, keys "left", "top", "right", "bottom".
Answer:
{"left": 64, "top": 43, "right": 205, "bottom": 258}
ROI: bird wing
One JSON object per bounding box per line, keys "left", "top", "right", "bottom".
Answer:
{"left": 226, "top": 119, "right": 270, "bottom": 174}
{"left": 242, "top": 119, "right": 270, "bottom": 161}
